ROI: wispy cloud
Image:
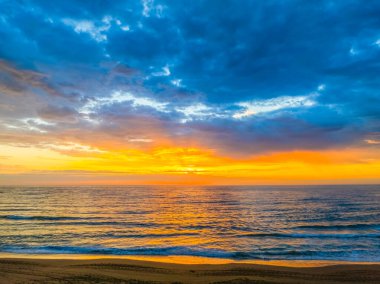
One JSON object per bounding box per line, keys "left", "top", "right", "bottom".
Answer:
{"left": 233, "top": 95, "right": 317, "bottom": 119}
{"left": 62, "top": 18, "right": 111, "bottom": 42}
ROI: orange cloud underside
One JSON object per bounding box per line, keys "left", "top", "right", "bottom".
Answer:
{"left": 1, "top": 143, "right": 380, "bottom": 185}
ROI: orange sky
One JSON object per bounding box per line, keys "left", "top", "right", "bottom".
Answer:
{"left": 1, "top": 142, "right": 380, "bottom": 185}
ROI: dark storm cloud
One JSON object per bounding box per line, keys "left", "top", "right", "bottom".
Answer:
{"left": 0, "top": 0, "right": 379, "bottom": 155}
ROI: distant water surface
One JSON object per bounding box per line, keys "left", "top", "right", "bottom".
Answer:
{"left": 0, "top": 185, "right": 379, "bottom": 261}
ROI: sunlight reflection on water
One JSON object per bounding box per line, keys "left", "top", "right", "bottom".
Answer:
{"left": 0, "top": 185, "right": 379, "bottom": 261}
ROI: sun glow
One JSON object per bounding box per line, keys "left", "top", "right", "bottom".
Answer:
{"left": 1, "top": 141, "right": 379, "bottom": 185}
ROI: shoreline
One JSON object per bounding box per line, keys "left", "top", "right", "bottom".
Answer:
{"left": 1, "top": 255, "right": 380, "bottom": 283}
{"left": 1, "top": 252, "right": 379, "bottom": 267}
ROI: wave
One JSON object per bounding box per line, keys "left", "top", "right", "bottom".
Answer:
{"left": 293, "top": 223, "right": 380, "bottom": 230}
{"left": 0, "top": 245, "right": 231, "bottom": 258}
{"left": 118, "top": 210, "right": 155, "bottom": 215}
{"left": 0, "top": 216, "right": 158, "bottom": 227}
{"left": 1, "top": 244, "right": 380, "bottom": 261}
{"left": 0, "top": 208, "right": 33, "bottom": 212}
{"left": 101, "top": 232, "right": 199, "bottom": 238}
{"left": 0, "top": 215, "right": 85, "bottom": 221}
{"left": 238, "top": 232, "right": 380, "bottom": 239}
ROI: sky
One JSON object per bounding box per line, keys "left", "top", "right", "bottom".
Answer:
{"left": 0, "top": 0, "right": 380, "bottom": 185}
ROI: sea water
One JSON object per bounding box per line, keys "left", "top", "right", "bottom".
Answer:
{"left": 0, "top": 185, "right": 379, "bottom": 261}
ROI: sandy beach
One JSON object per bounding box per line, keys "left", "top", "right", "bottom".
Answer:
{"left": 0, "top": 257, "right": 379, "bottom": 284}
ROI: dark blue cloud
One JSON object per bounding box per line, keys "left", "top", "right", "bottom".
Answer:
{"left": 0, "top": 0, "right": 380, "bottom": 154}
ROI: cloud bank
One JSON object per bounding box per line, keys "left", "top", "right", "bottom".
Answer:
{"left": 0, "top": 0, "right": 379, "bottom": 167}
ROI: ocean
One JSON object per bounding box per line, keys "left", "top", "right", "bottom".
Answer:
{"left": 0, "top": 185, "right": 379, "bottom": 261}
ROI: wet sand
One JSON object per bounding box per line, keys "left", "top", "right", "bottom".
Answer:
{"left": 0, "top": 257, "right": 380, "bottom": 284}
